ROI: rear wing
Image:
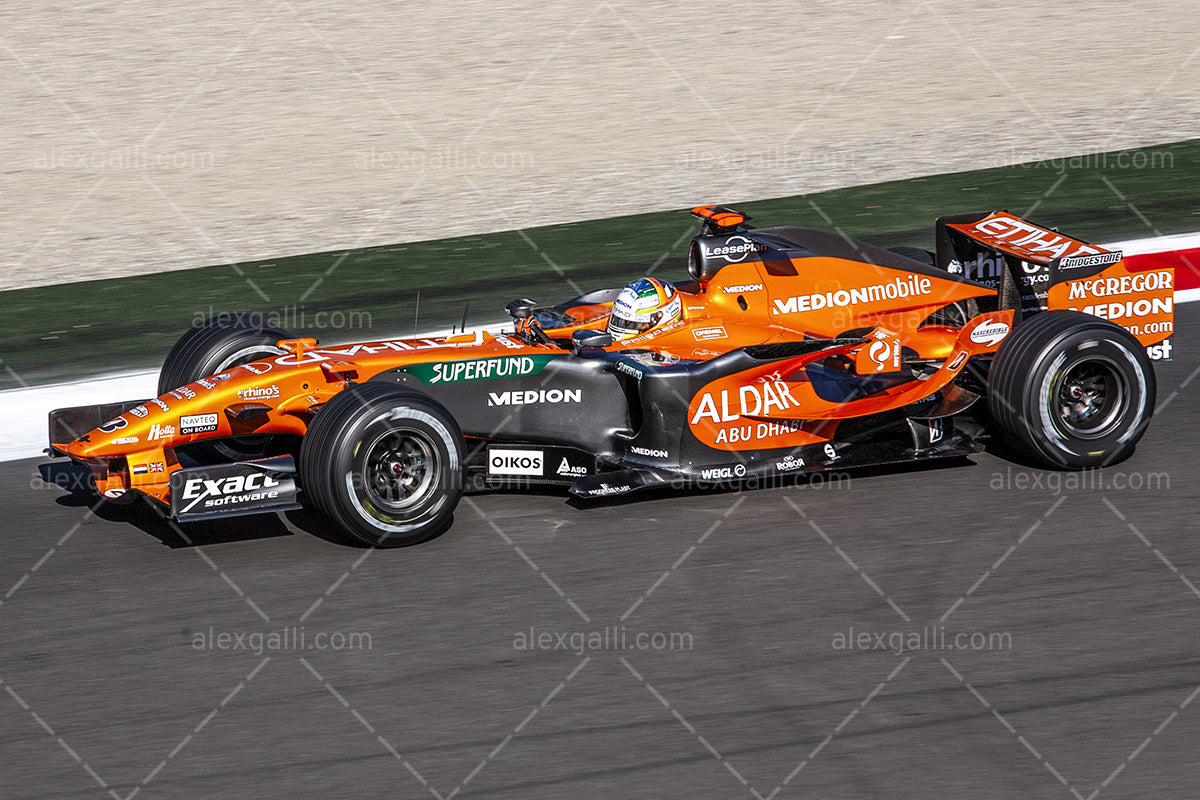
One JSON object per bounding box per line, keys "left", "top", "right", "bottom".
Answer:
{"left": 935, "top": 211, "right": 1173, "bottom": 360}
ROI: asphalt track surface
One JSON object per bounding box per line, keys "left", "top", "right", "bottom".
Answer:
{"left": 1, "top": 309, "right": 1197, "bottom": 799}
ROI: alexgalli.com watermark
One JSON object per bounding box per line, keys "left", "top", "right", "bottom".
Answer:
{"left": 676, "top": 144, "right": 856, "bottom": 172}
{"left": 833, "top": 625, "right": 1012, "bottom": 657}
{"left": 990, "top": 467, "right": 1170, "bottom": 494}
{"left": 996, "top": 147, "right": 1174, "bottom": 171}
{"left": 191, "top": 626, "right": 372, "bottom": 656}
{"left": 192, "top": 306, "right": 373, "bottom": 332}
{"left": 354, "top": 146, "right": 534, "bottom": 171}
{"left": 666, "top": 469, "right": 852, "bottom": 493}
{"left": 34, "top": 146, "right": 215, "bottom": 171}
{"left": 514, "top": 626, "right": 694, "bottom": 656}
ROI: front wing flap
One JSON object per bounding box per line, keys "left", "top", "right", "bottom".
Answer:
{"left": 49, "top": 399, "right": 152, "bottom": 451}
{"left": 169, "top": 457, "right": 301, "bottom": 523}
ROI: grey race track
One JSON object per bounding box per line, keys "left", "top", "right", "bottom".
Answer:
{"left": 1, "top": 308, "right": 1197, "bottom": 799}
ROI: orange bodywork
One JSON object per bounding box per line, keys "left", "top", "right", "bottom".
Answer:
{"left": 55, "top": 207, "right": 1172, "bottom": 504}
{"left": 1048, "top": 262, "right": 1174, "bottom": 347}
{"left": 684, "top": 311, "right": 1013, "bottom": 449}
{"left": 947, "top": 211, "right": 1173, "bottom": 350}
{"left": 691, "top": 205, "right": 749, "bottom": 229}
{"left": 945, "top": 212, "right": 1105, "bottom": 263}
{"left": 62, "top": 333, "right": 545, "bottom": 503}
{"left": 56, "top": 247, "right": 999, "bottom": 493}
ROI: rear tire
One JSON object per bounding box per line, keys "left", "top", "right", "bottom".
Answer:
{"left": 887, "top": 246, "right": 935, "bottom": 266}
{"left": 988, "top": 310, "right": 1155, "bottom": 468}
{"left": 159, "top": 315, "right": 294, "bottom": 461}
{"left": 299, "top": 383, "right": 464, "bottom": 547}
{"left": 887, "top": 246, "right": 978, "bottom": 326}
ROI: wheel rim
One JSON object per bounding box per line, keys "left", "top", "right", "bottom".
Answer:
{"left": 214, "top": 343, "right": 284, "bottom": 373}
{"left": 360, "top": 429, "right": 439, "bottom": 513}
{"left": 1053, "top": 356, "right": 1128, "bottom": 439}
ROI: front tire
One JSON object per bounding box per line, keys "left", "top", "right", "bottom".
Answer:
{"left": 299, "top": 383, "right": 464, "bottom": 547}
{"left": 988, "top": 310, "right": 1155, "bottom": 468}
{"left": 159, "top": 315, "right": 294, "bottom": 461}
{"left": 159, "top": 314, "right": 293, "bottom": 395}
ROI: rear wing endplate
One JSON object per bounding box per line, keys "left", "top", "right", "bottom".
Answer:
{"left": 935, "top": 211, "right": 1173, "bottom": 359}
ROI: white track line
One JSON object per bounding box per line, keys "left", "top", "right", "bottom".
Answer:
{"left": 0, "top": 370, "right": 159, "bottom": 462}
{"left": 2, "top": 234, "right": 1195, "bottom": 463}
{"left": 0, "top": 322, "right": 498, "bottom": 463}
{"left": 1108, "top": 232, "right": 1200, "bottom": 257}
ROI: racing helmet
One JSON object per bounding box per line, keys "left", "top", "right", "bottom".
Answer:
{"left": 607, "top": 277, "right": 683, "bottom": 341}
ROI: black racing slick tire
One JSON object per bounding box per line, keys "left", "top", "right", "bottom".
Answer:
{"left": 299, "top": 383, "right": 465, "bottom": 547}
{"left": 988, "top": 310, "right": 1156, "bottom": 469}
{"left": 158, "top": 314, "right": 293, "bottom": 396}
{"left": 159, "top": 315, "right": 294, "bottom": 461}
{"left": 887, "top": 246, "right": 978, "bottom": 327}
{"left": 886, "top": 246, "right": 936, "bottom": 266}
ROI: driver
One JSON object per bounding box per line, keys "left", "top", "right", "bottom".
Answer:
{"left": 606, "top": 277, "right": 684, "bottom": 341}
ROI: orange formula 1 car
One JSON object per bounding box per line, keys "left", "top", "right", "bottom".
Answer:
{"left": 48, "top": 206, "right": 1174, "bottom": 547}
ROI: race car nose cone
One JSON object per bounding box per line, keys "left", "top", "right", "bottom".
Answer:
{"left": 60, "top": 425, "right": 137, "bottom": 459}
{"left": 64, "top": 435, "right": 97, "bottom": 458}
{"left": 66, "top": 434, "right": 126, "bottom": 461}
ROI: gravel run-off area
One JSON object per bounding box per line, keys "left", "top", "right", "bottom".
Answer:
{"left": 2, "top": 0, "right": 1198, "bottom": 290}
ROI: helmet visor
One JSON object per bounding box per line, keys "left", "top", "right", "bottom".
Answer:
{"left": 607, "top": 312, "right": 655, "bottom": 339}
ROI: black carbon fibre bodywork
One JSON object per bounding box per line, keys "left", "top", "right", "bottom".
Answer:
{"left": 375, "top": 355, "right": 631, "bottom": 453}
{"left": 370, "top": 341, "right": 985, "bottom": 496}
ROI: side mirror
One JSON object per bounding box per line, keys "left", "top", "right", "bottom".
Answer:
{"left": 572, "top": 329, "right": 612, "bottom": 353}
{"left": 505, "top": 298, "right": 537, "bottom": 320}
